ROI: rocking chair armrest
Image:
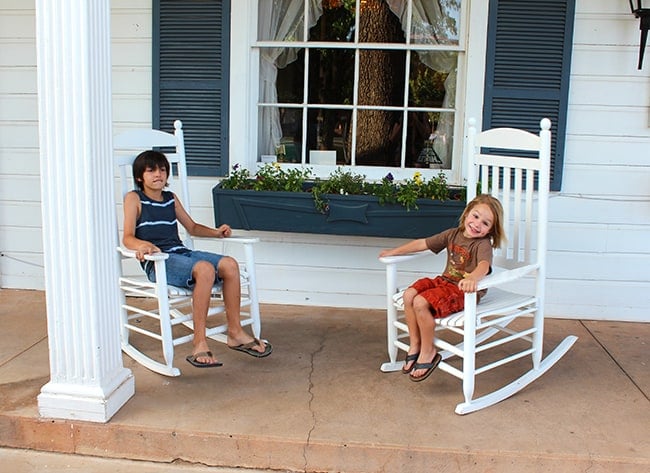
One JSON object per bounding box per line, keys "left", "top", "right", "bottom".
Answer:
{"left": 116, "top": 246, "right": 169, "bottom": 261}
{"left": 379, "top": 250, "right": 431, "bottom": 265}
{"left": 476, "top": 264, "right": 540, "bottom": 291}
{"left": 193, "top": 236, "right": 260, "bottom": 245}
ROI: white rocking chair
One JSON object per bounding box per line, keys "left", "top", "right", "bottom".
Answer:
{"left": 380, "top": 118, "right": 577, "bottom": 414}
{"left": 114, "top": 120, "right": 262, "bottom": 376}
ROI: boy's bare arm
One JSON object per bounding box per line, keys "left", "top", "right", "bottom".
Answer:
{"left": 173, "top": 194, "right": 232, "bottom": 238}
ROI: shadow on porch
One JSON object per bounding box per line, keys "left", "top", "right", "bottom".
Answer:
{"left": 0, "top": 289, "right": 648, "bottom": 472}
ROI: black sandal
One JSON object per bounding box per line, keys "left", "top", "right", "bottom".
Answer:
{"left": 401, "top": 352, "right": 420, "bottom": 374}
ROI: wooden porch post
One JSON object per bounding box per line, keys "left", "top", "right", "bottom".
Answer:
{"left": 34, "top": 0, "right": 134, "bottom": 422}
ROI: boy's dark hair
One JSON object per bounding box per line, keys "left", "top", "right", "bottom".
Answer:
{"left": 132, "top": 150, "right": 170, "bottom": 190}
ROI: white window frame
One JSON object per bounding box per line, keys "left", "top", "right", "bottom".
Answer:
{"left": 229, "top": 0, "right": 489, "bottom": 187}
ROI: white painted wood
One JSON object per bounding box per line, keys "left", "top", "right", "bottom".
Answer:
{"left": 564, "top": 135, "right": 649, "bottom": 166}
{"left": 573, "top": 16, "right": 639, "bottom": 45}
{"left": 0, "top": 95, "right": 38, "bottom": 119}
{"left": 0, "top": 68, "right": 37, "bottom": 93}
{"left": 570, "top": 45, "right": 647, "bottom": 76}
{"left": 34, "top": 0, "right": 134, "bottom": 422}
{"left": 569, "top": 76, "right": 650, "bottom": 107}
{"left": 561, "top": 165, "right": 650, "bottom": 196}
{"left": 0, "top": 123, "right": 39, "bottom": 148}
{"left": 567, "top": 105, "right": 649, "bottom": 136}
{"left": 0, "top": 149, "right": 40, "bottom": 174}
{"left": 2, "top": 201, "right": 42, "bottom": 227}
{"left": 0, "top": 9, "right": 35, "bottom": 36}
{"left": 0, "top": 41, "right": 35, "bottom": 66}
{"left": 549, "top": 195, "right": 649, "bottom": 225}
{"left": 111, "top": 68, "right": 151, "bottom": 94}
{"left": 0, "top": 176, "right": 42, "bottom": 201}
{"left": 0, "top": 227, "right": 42, "bottom": 252}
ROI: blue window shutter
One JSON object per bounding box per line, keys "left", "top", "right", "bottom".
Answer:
{"left": 153, "top": 0, "right": 230, "bottom": 176}
{"left": 483, "top": 0, "right": 575, "bottom": 191}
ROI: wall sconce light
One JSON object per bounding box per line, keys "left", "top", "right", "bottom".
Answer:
{"left": 629, "top": 0, "right": 650, "bottom": 69}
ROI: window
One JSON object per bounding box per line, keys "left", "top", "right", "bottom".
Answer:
{"left": 256, "top": 0, "right": 465, "bottom": 178}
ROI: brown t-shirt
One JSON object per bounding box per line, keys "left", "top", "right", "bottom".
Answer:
{"left": 424, "top": 227, "right": 493, "bottom": 284}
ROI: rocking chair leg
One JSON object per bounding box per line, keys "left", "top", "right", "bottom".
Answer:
{"left": 381, "top": 263, "right": 402, "bottom": 372}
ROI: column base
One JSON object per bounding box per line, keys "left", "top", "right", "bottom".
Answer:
{"left": 38, "top": 368, "right": 135, "bottom": 423}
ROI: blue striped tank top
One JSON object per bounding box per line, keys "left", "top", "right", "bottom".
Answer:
{"left": 135, "top": 190, "right": 187, "bottom": 253}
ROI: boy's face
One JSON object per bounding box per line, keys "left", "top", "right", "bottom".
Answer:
{"left": 139, "top": 165, "right": 168, "bottom": 191}
{"left": 463, "top": 203, "right": 494, "bottom": 239}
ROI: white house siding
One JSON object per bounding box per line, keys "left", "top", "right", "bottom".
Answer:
{"left": 0, "top": 0, "right": 41, "bottom": 289}
{"left": 550, "top": 0, "right": 650, "bottom": 322}
{"left": 0, "top": 0, "right": 648, "bottom": 322}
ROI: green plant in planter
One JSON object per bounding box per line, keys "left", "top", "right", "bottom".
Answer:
{"left": 220, "top": 163, "right": 455, "bottom": 213}
{"left": 373, "top": 170, "right": 450, "bottom": 211}
{"left": 311, "top": 168, "right": 370, "bottom": 212}
{"left": 253, "top": 162, "right": 312, "bottom": 192}
{"left": 221, "top": 163, "right": 311, "bottom": 192}
{"left": 220, "top": 164, "right": 253, "bottom": 190}
{"left": 371, "top": 173, "right": 399, "bottom": 206}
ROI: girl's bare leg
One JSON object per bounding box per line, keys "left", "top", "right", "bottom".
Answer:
{"left": 402, "top": 287, "right": 422, "bottom": 371}
{"left": 411, "top": 294, "right": 437, "bottom": 379}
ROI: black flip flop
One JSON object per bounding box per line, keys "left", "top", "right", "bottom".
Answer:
{"left": 409, "top": 353, "right": 442, "bottom": 382}
{"left": 186, "top": 351, "right": 223, "bottom": 368}
{"left": 228, "top": 339, "right": 273, "bottom": 358}
{"left": 401, "top": 352, "right": 420, "bottom": 374}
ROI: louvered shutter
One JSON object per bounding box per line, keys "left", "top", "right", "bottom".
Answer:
{"left": 153, "top": 0, "right": 230, "bottom": 176}
{"left": 483, "top": 0, "right": 575, "bottom": 191}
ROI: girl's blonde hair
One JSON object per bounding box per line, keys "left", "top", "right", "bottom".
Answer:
{"left": 458, "top": 194, "right": 505, "bottom": 249}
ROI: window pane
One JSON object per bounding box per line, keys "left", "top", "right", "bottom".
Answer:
{"left": 311, "top": 1, "right": 355, "bottom": 43}
{"left": 357, "top": 49, "right": 405, "bottom": 107}
{"left": 258, "top": 0, "right": 308, "bottom": 42}
{"left": 408, "top": 0, "right": 461, "bottom": 46}
{"left": 429, "top": 111, "right": 454, "bottom": 168}
{"left": 393, "top": 111, "right": 454, "bottom": 169}
{"left": 277, "top": 107, "right": 303, "bottom": 163}
{"left": 307, "top": 49, "right": 354, "bottom": 105}
{"left": 408, "top": 51, "right": 456, "bottom": 109}
{"left": 359, "top": 0, "right": 404, "bottom": 44}
{"left": 307, "top": 108, "right": 351, "bottom": 164}
{"left": 273, "top": 48, "right": 305, "bottom": 104}
{"left": 355, "top": 109, "right": 399, "bottom": 166}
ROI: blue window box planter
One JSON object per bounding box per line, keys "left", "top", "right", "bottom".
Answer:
{"left": 212, "top": 183, "right": 465, "bottom": 239}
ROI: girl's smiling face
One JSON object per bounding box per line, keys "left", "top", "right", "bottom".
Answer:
{"left": 463, "top": 203, "right": 494, "bottom": 239}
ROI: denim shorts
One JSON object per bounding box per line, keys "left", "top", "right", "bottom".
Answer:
{"left": 144, "top": 250, "right": 224, "bottom": 289}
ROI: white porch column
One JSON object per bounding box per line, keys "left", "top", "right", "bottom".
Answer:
{"left": 35, "top": 0, "right": 134, "bottom": 422}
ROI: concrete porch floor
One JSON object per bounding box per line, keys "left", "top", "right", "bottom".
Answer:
{"left": 0, "top": 289, "right": 648, "bottom": 472}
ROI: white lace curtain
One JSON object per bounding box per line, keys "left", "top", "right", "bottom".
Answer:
{"left": 258, "top": 0, "right": 323, "bottom": 156}
{"left": 259, "top": 0, "right": 458, "bottom": 164}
